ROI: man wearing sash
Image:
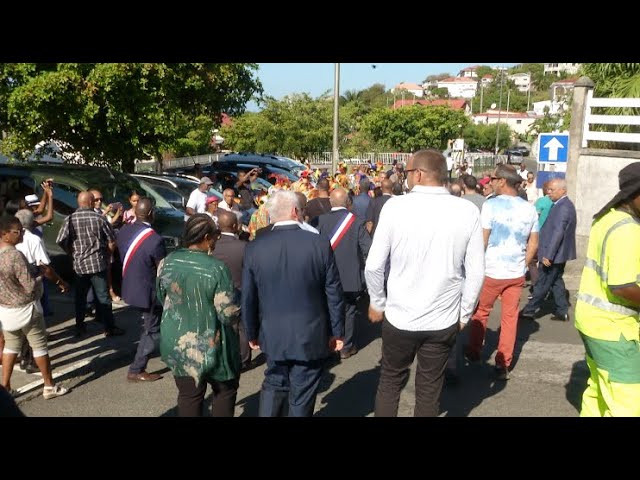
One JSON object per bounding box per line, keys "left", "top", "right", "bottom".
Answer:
{"left": 117, "top": 198, "right": 167, "bottom": 382}
{"left": 317, "top": 188, "right": 371, "bottom": 360}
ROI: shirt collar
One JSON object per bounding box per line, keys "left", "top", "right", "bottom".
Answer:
{"left": 410, "top": 185, "right": 450, "bottom": 195}
{"left": 273, "top": 220, "right": 300, "bottom": 227}
{"left": 331, "top": 207, "right": 347, "bottom": 211}
{"left": 221, "top": 232, "right": 236, "bottom": 237}
{"left": 553, "top": 195, "right": 567, "bottom": 205}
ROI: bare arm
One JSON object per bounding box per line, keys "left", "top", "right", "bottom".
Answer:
{"left": 525, "top": 232, "right": 539, "bottom": 267}
{"left": 611, "top": 285, "right": 640, "bottom": 306}
{"left": 482, "top": 228, "right": 491, "bottom": 250}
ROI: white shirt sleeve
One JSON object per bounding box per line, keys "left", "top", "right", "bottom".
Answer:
{"left": 186, "top": 190, "right": 199, "bottom": 211}
{"left": 459, "top": 213, "right": 485, "bottom": 324}
{"left": 365, "top": 201, "right": 392, "bottom": 311}
{"left": 33, "top": 236, "right": 51, "bottom": 266}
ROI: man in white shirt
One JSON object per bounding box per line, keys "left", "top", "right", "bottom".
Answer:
{"left": 218, "top": 188, "right": 241, "bottom": 214}
{"left": 365, "top": 149, "right": 485, "bottom": 417}
{"left": 524, "top": 172, "right": 539, "bottom": 203}
{"left": 185, "top": 177, "right": 213, "bottom": 221}
{"left": 518, "top": 162, "right": 529, "bottom": 181}
{"left": 464, "top": 164, "right": 539, "bottom": 381}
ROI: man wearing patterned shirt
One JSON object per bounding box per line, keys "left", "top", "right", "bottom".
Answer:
{"left": 56, "top": 191, "right": 125, "bottom": 338}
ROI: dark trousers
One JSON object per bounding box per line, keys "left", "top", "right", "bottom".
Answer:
{"left": 521, "top": 262, "right": 569, "bottom": 317}
{"left": 235, "top": 321, "right": 251, "bottom": 367}
{"left": 343, "top": 291, "right": 362, "bottom": 350}
{"left": 259, "top": 358, "right": 325, "bottom": 417}
{"left": 41, "top": 279, "right": 52, "bottom": 317}
{"left": 375, "top": 319, "right": 457, "bottom": 417}
{"left": 74, "top": 270, "right": 114, "bottom": 330}
{"left": 173, "top": 376, "right": 239, "bottom": 417}
{"left": 129, "top": 302, "right": 162, "bottom": 374}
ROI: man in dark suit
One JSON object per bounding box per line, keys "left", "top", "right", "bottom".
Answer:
{"left": 520, "top": 178, "right": 576, "bottom": 322}
{"left": 365, "top": 178, "right": 393, "bottom": 237}
{"left": 241, "top": 190, "right": 345, "bottom": 417}
{"left": 316, "top": 187, "right": 371, "bottom": 360}
{"left": 210, "top": 210, "right": 252, "bottom": 371}
{"left": 116, "top": 198, "right": 167, "bottom": 382}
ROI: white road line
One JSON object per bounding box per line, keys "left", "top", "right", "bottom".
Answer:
{"left": 15, "top": 357, "right": 93, "bottom": 395}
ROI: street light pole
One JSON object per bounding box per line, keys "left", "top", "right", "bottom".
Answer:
{"left": 494, "top": 69, "right": 504, "bottom": 155}
{"left": 332, "top": 63, "right": 340, "bottom": 176}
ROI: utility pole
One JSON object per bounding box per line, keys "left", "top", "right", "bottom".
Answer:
{"left": 332, "top": 63, "right": 340, "bottom": 176}
{"left": 494, "top": 69, "right": 504, "bottom": 155}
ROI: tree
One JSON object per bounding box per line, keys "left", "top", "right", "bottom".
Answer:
{"left": 362, "top": 105, "right": 469, "bottom": 152}
{"left": 0, "top": 63, "right": 262, "bottom": 171}
{"left": 423, "top": 73, "right": 451, "bottom": 84}
{"left": 463, "top": 122, "right": 512, "bottom": 152}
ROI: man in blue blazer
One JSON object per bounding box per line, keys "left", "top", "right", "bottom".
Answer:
{"left": 520, "top": 178, "right": 576, "bottom": 322}
{"left": 117, "top": 198, "right": 167, "bottom": 382}
{"left": 316, "top": 187, "right": 371, "bottom": 360}
{"left": 241, "top": 190, "right": 345, "bottom": 417}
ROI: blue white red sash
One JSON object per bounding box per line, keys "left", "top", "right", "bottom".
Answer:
{"left": 329, "top": 212, "right": 356, "bottom": 250}
{"left": 122, "top": 227, "right": 154, "bottom": 277}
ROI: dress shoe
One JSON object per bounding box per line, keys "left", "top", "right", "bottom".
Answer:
{"left": 340, "top": 345, "right": 358, "bottom": 360}
{"left": 494, "top": 365, "right": 510, "bottom": 381}
{"left": 127, "top": 371, "right": 162, "bottom": 383}
{"left": 518, "top": 311, "right": 535, "bottom": 322}
{"left": 104, "top": 326, "right": 125, "bottom": 337}
{"left": 551, "top": 313, "right": 570, "bottom": 322}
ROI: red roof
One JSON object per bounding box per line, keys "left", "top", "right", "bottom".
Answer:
{"left": 392, "top": 99, "right": 467, "bottom": 110}
{"left": 439, "top": 77, "right": 477, "bottom": 83}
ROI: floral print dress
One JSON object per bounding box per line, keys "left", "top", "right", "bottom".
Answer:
{"left": 157, "top": 248, "right": 240, "bottom": 384}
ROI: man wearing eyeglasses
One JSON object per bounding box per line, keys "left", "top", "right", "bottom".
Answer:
{"left": 365, "top": 149, "right": 485, "bottom": 417}
{"left": 464, "top": 164, "right": 539, "bottom": 381}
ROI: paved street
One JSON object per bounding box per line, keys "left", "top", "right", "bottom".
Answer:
{"left": 7, "top": 269, "right": 588, "bottom": 417}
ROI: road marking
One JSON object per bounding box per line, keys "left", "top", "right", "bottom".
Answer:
{"left": 15, "top": 357, "right": 93, "bottom": 395}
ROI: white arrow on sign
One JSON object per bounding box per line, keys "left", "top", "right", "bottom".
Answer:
{"left": 543, "top": 137, "right": 564, "bottom": 161}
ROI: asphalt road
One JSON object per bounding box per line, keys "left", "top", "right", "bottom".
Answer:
{"left": 11, "top": 272, "right": 588, "bottom": 417}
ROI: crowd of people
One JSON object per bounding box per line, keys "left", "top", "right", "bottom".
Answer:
{"left": 1, "top": 152, "right": 640, "bottom": 418}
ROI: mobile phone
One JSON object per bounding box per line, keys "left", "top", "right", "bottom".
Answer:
{"left": 109, "top": 202, "right": 123, "bottom": 211}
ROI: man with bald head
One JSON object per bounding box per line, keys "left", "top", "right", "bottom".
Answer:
{"left": 57, "top": 191, "right": 124, "bottom": 338}
{"left": 317, "top": 187, "right": 371, "bottom": 360}
{"left": 366, "top": 178, "right": 394, "bottom": 236}
{"left": 365, "top": 149, "right": 485, "bottom": 416}
{"left": 117, "top": 197, "right": 166, "bottom": 382}
{"left": 210, "top": 209, "right": 252, "bottom": 371}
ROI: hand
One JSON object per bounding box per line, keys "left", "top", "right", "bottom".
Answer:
{"left": 41, "top": 181, "right": 52, "bottom": 193}
{"left": 58, "top": 281, "right": 70, "bottom": 294}
{"left": 368, "top": 306, "right": 384, "bottom": 323}
{"left": 248, "top": 340, "right": 260, "bottom": 351}
{"left": 329, "top": 337, "right": 344, "bottom": 352}
{"left": 542, "top": 257, "right": 552, "bottom": 267}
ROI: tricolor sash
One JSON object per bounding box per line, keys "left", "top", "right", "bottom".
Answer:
{"left": 122, "top": 227, "right": 154, "bottom": 277}
{"left": 329, "top": 212, "right": 356, "bottom": 250}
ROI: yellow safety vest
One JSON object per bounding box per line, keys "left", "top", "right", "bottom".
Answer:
{"left": 575, "top": 209, "right": 640, "bottom": 342}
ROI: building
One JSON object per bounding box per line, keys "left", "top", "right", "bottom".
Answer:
{"left": 532, "top": 100, "right": 567, "bottom": 117}
{"left": 481, "top": 74, "right": 494, "bottom": 86}
{"left": 458, "top": 66, "right": 479, "bottom": 78}
{"left": 472, "top": 110, "right": 542, "bottom": 136}
{"left": 508, "top": 72, "right": 532, "bottom": 93}
{"left": 543, "top": 63, "right": 581, "bottom": 76}
{"left": 392, "top": 82, "right": 424, "bottom": 98}
{"left": 550, "top": 79, "right": 577, "bottom": 102}
{"left": 436, "top": 77, "right": 478, "bottom": 99}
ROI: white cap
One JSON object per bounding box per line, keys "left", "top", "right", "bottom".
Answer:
{"left": 24, "top": 194, "right": 40, "bottom": 206}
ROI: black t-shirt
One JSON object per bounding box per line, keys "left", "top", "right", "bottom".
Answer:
{"left": 366, "top": 194, "right": 392, "bottom": 237}
{"left": 306, "top": 197, "right": 332, "bottom": 225}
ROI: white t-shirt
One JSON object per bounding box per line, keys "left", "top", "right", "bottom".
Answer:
{"left": 185, "top": 188, "right": 208, "bottom": 221}
{"left": 16, "top": 229, "right": 51, "bottom": 266}
{"left": 518, "top": 169, "right": 529, "bottom": 180}
{"left": 525, "top": 183, "right": 539, "bottom": 203}
{"left": 481, "top": 195, "right": 539, "bottom": 279}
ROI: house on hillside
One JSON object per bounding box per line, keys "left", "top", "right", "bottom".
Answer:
{"left": 458, "top": 66, "right": 479, "bottom": 78}
{"left": 436, "top": 77, "right": 477, "bottom": 99}
{"left": 481, "top": 74, "right": 494, "bottom": 86}
{"left": 392, "top": 82, "right": 424, "bottom": 98}
{"left": 544, "top": 63, "right": 581, "bottom": 76}
{"left": 550, "top": 79, "right": 577, "bottom": 102}
{"left": 472, "top": 110, "right": 542, "bottom": 136}
{"left": 508, "top": 72, "right": 531, "bottom": 93}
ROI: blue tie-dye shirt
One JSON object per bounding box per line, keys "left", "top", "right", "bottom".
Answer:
{"left": 481, "top": 195, "right": 539, "bottom": 279}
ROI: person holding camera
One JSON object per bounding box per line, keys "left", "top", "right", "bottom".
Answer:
{"left": 235, "top": 169, "right": 259, "bottom": 225}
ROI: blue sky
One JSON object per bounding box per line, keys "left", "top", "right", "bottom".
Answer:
{"left": 248, "top": 63, "right": 517, "bottom": 110}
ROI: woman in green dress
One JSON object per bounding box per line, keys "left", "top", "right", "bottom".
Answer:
{"left": 157, "top": 214, "right": 241, "bottom": 417}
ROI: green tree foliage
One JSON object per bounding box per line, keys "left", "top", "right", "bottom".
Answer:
{"left": 0, "top": 63, "right": 262, "bottom": 171}
{"left": 221, "top": 94, "right": 333, "bottom": 159}
{"left": 475, "top": 66, "right": 494, "bottom": 80}
{"left": 463, "top": 122, "right": 512, "bottom": 152}
{"left": 423, "top": 72, "right": 451, "bottom": 84}
{"left": 362, "top": 105, "right": 469, "bottom": 152}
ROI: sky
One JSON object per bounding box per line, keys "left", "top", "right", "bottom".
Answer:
{"left": 249, "top": 63, "right": 518, "bottom": 110}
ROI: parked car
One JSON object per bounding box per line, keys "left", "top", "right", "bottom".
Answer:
{"left": 204, "top": 161, "right": 299, "bottom": 185}
{"left": 504, "top": 146, "right": 530, "bottom": 157}
{"left": 0, "top": 164, "right": 185, "bottom": 275}
{"left": 132, "top": 173, "right": 223, "bottom": 211}
{"left": 220, "top": 152, "right": 305, "bottom": 176}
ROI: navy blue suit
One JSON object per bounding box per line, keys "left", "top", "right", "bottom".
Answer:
{"left": 241, "top": 223, "right": 344, "bottom": 416}
{"left": 117, "top": 221, "right": 166, "bottom": 374}
{"left": 316, "top": 209, "right": 371, "bottom": 352}
{"left": 522, "top": 196, "right": 576, "bottom": 318}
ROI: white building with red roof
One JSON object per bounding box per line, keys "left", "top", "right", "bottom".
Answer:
{"left": 436, "top": 77, "right": 478, "bottom": 99}
{"left": 458, "top": 66, "right": 479, "bottom": 78}
{"left": 391, "top": 82, "right": 424, "bottom": 98}
{"left": 472, "top": 110, "right": 542, "bottom": 136}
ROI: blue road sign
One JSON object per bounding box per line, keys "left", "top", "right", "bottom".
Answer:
{"left": 538, "top": 133, "right": 569, "bottom": 163}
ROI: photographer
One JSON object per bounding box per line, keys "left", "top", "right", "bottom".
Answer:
{"left": 234, "top": 168, "right": 259, "bottom": 224}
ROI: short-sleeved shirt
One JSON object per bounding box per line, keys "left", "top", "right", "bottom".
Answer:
{"left": 535, "top": 195, "right": 554, "bottom": 228}
{"left": 186, "top": 188, "right": 207, "bottom": 220}
{"left": 16, "top": 229, "right": 51, "bottom": 267}
{"left": 575, "top": 209, "right": 640, "bottom": 342}
{"left": 482, "top": 194, "right": 539, "bottom": 279}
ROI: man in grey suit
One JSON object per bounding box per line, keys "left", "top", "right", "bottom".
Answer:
{"left": 520, "top": 178, "right": 576, "bottom": 322}
{"left": 210, "top": 210, "right": 251, "bottom": 370}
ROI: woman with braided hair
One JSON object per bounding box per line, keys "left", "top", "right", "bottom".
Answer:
{"left": 157, "top": 214, "right": 241, "bottom": 416}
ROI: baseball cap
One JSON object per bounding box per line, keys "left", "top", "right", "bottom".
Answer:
{"left": 200, "top": 177, "right": 213, "bottom": 185}
{"left": 479, "top": 177, "right": 490, "bottom": 187}
{"left": 205, "top": 196, "right": 219, "bottom": 205}
{"left": 25, "top": 194, "right": 40, "bottom": 206}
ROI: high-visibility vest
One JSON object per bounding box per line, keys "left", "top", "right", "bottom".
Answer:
{"left": 575, "top": 208, "right": 640, "bottom": 342}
